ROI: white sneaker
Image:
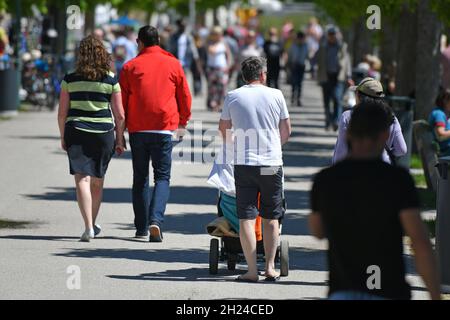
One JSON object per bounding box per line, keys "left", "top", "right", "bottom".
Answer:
{"left": 80, "top": 229, "right": 95, "bottom": 242}
{"left": 93, "top": 224, "right": 102, "bottom": 237}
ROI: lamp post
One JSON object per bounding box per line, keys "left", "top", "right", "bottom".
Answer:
{"left": 189, "top": 0, "right": 196, "bottom": 29}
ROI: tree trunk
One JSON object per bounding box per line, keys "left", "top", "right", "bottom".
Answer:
{"left": 415, "top": 0, "right": 442, "bottom": 120}
{"left": 395, "top": 3, "right": 417, "bottom": 96}
{"left": 379, "top": 17, "right": 398, "bottom": 87}
{"left": 84, "top": 10, "right": 95, "bottom": 35}
{"left": 352, "top": 17, "right": 373, "bottom": 65}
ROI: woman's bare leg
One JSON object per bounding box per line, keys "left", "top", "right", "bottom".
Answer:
{"left": 90, "top": 177, "right": 104, "bottom": 225}
{"left": 74, "top": 174, "right": 93, "bottom": 230}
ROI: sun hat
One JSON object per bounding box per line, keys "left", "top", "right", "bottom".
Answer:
{"left": 350, "top": 77, "right": 385, "bottom": 98}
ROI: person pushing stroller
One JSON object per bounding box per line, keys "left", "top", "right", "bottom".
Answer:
{"left": 218, "top": 57, "right": 291, "bottom": 282}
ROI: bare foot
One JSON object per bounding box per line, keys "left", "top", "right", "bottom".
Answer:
{"left": 264, "top": 269, "right": 280, "bottom": 279}
{"left": 236, "top": 272, "right": 259, "bottom": 282}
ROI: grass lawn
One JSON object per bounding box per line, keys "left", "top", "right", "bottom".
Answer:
{"left": 410, "top": 154, "right": 423, "bottom": 170}
{"left": 413, "top": 174, "right": 427, "bottom": 188}
{"left": 259, "top": 12, "right": 313, "bottom": 32}
{"left": 0, "top": 219, "right": 31, "bottom": 229}
{"left": 410, "top": 153, "right": 437, "bottom": 238}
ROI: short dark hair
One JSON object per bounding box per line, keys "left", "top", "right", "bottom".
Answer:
{"left": 357, "top": 93, "right": 395, "bottom": 125}
{"left": 241, "top": 56, "right": 267, "bottom": 83}
{"left": 436, "top": 87, "right": 450, "bottom": 109}
{"left": 138, "top": 25, "right": 159, "bottom": 47}
{"left": 297, "top": 31, "right": 305, "bottom": 39}
{"left": 348, "top": 101, "right": 392, "bottom": 140}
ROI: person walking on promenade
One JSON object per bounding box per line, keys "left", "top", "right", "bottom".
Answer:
{"left": 237, "top": 30, "right": 264, "bottom": 88}
{"left": 428, "top": 88, "right": 450, "bottom": 156}
{"left": 305, "top": 17, "right": 323, "bottom": 79}
{"left": 120, "top": 26, "right": 192, "bottom": 242}
{"left": 287, "top": 31, "right": 309, "bottom": 107}
{"left": 263, "top": 27, "right": 283, "bottom": 89}
{"left": 310, "top": 102, "right": 441, "bottom": 300}
{"left": 317, "top": 26, "right": 352, "bottom": 131}
{"left": 219, "top": 57, "right": 291, "bottom": 282}
{"left": 58, "top": 35, "right": 126, "bottom": 242}
{"left": 332, "top": 77, "right": 407, "bottom": 165}
{"left": 206, "top": 26, "right": 232, "bottom": 111}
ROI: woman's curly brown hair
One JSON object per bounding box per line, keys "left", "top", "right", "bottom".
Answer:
{"left": 75, "top": 35, "right": 111, "bottom": 81}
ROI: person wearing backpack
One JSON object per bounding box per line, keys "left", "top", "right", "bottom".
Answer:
{"left": 332, "top": 77, "right": 407, "bottom": 165}
{"left": 310, "top": 102, "right": 441, "bottom": 300}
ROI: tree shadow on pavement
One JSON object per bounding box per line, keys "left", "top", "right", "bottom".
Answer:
{"left": 10, "top": 135, "right": 61, "bottom": 141}
{"left": 107, "top": 267, "right": 224, "bottom": 283}
{"left": 0, "top": 235, "right": 80, "bottom": 242}
{"left": 24, "top": 187, "right": 311, "bottom": 210}
{"left": 107, "top": 267, "right": 328, "bottom": 288}
{"left": 288, "top": 247, "right": 327, "bottom": 272}
{"left": 54, "top": 248, "right": 210, "bottom": 264}
{"left": 53, "top": 243, "right": 327, "bottom": 272}
{"left": 112, "top": 211, "right": 218, "bottom": 235}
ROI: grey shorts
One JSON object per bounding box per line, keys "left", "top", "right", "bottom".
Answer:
{"left": 234, "top": 165, "right": 284, "bottom": 220}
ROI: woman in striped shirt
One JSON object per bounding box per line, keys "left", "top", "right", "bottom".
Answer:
{"left": 58, "top": 35, "right": 126, "bottom": 242}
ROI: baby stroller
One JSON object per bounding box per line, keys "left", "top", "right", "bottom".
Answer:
{"left": 206, "top": 158, "right": 290, "bottom": 277}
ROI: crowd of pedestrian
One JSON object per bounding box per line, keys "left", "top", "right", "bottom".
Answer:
{"left": 54, "top": 15, "right": 450, "bottom": 300}
{"left": 157, "top": 17, "right": 328, "bottom": 113}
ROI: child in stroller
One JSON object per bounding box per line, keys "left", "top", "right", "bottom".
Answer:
{"left": 206, "top": 156, "right": 289, "bottom": 277}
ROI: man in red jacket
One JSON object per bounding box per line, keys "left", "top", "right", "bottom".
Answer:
{"left": 120, "top": 25, "right": 192, "bottom": 242}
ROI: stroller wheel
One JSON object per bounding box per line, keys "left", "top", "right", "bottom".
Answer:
{"left": 227, "top": 254, "right": 237, "bottom": 271}
{"left": 280, "top": 240, "right": 289, "bottom": 277}
{"left": 209, "top": 238, "right": 219, "bottom": 275}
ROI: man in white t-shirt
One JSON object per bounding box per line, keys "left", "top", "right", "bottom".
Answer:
{"left": 219, "top": 56, "right": 291, "bottom": 282}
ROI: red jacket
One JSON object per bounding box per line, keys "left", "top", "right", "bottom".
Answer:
{"left": 119, "top": 46, "right": 192, "bottom": 133}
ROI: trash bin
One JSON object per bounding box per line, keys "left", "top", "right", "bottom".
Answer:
{"left": 0, "top": 68, "right": 20, "bottom": 116}
{"left": 386, "top": 96, "right": 415, "bottom": 169}
{"left": 435, "top": 157, "right": 450, "bottom": 293}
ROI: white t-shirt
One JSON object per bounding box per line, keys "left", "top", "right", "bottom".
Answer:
{"left": 220, "top": 84, "right": 289, "bottom": 166}
{"left": 207, "top": 42, "right": 228, "bottom": 69}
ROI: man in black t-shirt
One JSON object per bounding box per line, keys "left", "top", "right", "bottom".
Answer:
{"left": 309, "top": 102, "right": 440, "bottom": 300}
{"left": 263, "top": 28, "right": 283, "bottom": 89}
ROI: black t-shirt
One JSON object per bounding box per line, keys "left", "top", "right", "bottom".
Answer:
{"left": 263, "top": 40, "right": 283, "bottom": 68}
{"left": 310, "top": 158, "right": 420, "bottom": 300}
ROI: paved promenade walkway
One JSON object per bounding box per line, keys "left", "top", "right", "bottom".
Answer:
{"left": 0, "top": 79, "right": 428, "bottom": 299}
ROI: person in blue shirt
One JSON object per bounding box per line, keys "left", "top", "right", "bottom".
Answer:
{"left": 288, "top": 31, "right": 309, "bottom": 107}
{"left": 429, "top": 88, "right": 450, "bottom": 156}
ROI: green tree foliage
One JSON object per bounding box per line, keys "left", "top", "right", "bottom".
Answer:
{"left": 313, "top": 0, "right": 450, "bottom": 27}
{"left": 1, "top": 0, "right": 232, "bottom": 15}
{"left": 431, "top": 0, "right": 450, "bottom": 27}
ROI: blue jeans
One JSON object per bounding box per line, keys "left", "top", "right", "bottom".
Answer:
{"left": 130, "top": 133, "right": 173, "bottom": 233}
{"left": 322, "top": 73, "right": 344, "bottom": 127}
{"left": 329, "top": 291, "right": 387, "bottom": 300}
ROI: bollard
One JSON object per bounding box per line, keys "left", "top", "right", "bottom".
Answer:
{"left": 435, "top": 156, "right": 450, "bottom": 293}
{"left": 0, "top": 68, "right": 20, "bottom": 116}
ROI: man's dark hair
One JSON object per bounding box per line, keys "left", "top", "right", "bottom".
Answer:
{"left": 138, "top": 25, "right": 159, "bottom": 47}
{"left": 436, "top": 87, "right": 450, "bottom": 110}
{"left": 176, "top": 19, "right": 186, "bottom": 33}
{"left": 241, "top": 56, "right": 267, "bottom": 83}
{"left": 348, "top": 101, "right": 392, "bottom": 140}
{"left": 357, "top": 93, "right": 395, "bottom": 125}
{"left": 297, "top": 31, "right": 305, "bottom": 39}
